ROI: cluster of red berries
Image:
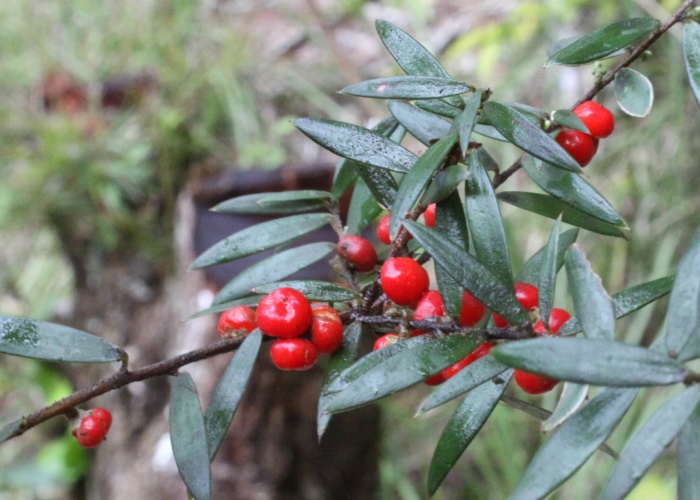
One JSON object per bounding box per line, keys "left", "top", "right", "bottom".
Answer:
{"left": 218, "top": 288, "right": 344, "bottom": 371}
{"left": 555, "top": 100, "right": 615, "bottom": 167}
{"left": 71, "top": 407, "right": 112, "bottom": 448}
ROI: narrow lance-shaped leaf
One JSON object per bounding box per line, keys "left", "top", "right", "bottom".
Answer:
{"left": 252, "top": 281, "right": 359, "bottom": 302}
{"left": 666, "top": 227, "right": 700, "bottom": 358}
{"left": 546, "top": 17, "right": 660, "bottom": 66}
{"left": 684, "top": 22, "right": 700, "bottom": 109}
{"left": 214, "top": 190, "right": 331, "bottom": 214}
{"left": 516, "top": 228, "right": 579, "bottom": 285}
{"left": 539, "top": 216, "right": 561, "bottom": 328}
{"left": 341, "top": 76, "right": 470, "bottom": 100}
{"left": 0, "top": 419, "right": 23, "bottom": 446}
{"left": 542, "top": 383, "right": 589, "bottom": 432}
{"left": 551, "top": 109, "right": 590, "bottom": 133}
{"left": 0, "top": 317, "right": 123, "bottom": 363}
{"left": 390, "top": 133, "right": 458, "bottom": 239}
{"left": 204, "top": 330, "right": 262, "bottom": 461}
{"left": 456, "top": 90, "right": 482, "bottom": 157}
{"left": 346, "top": 177, "right": 382, "bottom": 235}
{"left": 427, "top": 372, "right": 513, "bottom": 496}
{"left": 422, "top": 163, "right": 470, "bottom": 206}
{"left": 191, "top": 214, "right": 333, "bottom": 269}
{"left": 416, "top": 99, "right": 462, "bottom": 118}
{"left": 482, "top": 101, "right": 583, "bottom": 173}
{"left": 566, "top": 244, "right": 616, "bottom": 340}
{"left": 330, "top": 158, "right": 359, "bottom": 200}
{"left": 388, "top": 101, "right": 451, "bottom": 146}
{"left": 294, "top": 118, "right": 417, "bottom": 173}
{"left": 678, "top": 397, "right": 700, "bottom": 500}
{"left": 510, "top": 387, "right": 639, "bottom": 500}
{"left": 492, "top": 337, "right": 688, "bottom": 387}
{"left": 169, "top": 373, "right": 212, "bottom": 500}
{"left": 601, "top": 385, "right": 700, "bottom": 500}
{"left": 214, "top": 242, "right": 335, "bottom": 305}
{"left": 615, "top": 68, "right": 654, "bottom": 118}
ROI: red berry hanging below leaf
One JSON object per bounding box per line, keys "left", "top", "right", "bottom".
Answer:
{"left": 270, "top": 338, "right": 318, "bottom": 370}
{"left": 573, "top": 100, "right": 615, "bottom": 138}
{"left": 494, "top": 282, "right": 539, "bottom": 327}
{"left": 310, "top": 305, "right": 344, "bottom": 354}
{"left": 555, "top": 129, "right": 596, "bottom": 167}
{"left": 460, "top": 290, "right": 487, "bottom": 327}
{"left": 218, "top": 305, "right": 257, "bottom": 338}
{"left": 336, "top": 235, "right": 377, "bottom": 272}
{"left": 380, "top": 257, "right": 430, "bottom": 306}
{"left": 533, "top": 308, "right": 572, "bottom": 335}
{"left": 411, "top": 290, "right": 445, "bottom": 337}
{"left": 72, "top": 407, "right": 112, "bottom": 448}
{"left": 425, "top": 342, "right": 494, "bottom": 386}
{"left": 373, "top": 333, "right": 398, "bottom": 351}
{"left": 424, "top": 203, "right": 436, "bottom": 228}
{"left": 256, "top": 288, "right": 312, "bottom": 338}
{"left": 377, "top": 214, "right": 391, "bottom": 245}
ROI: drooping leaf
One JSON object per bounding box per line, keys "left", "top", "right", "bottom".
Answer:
{"left": 213, "top": 190, "right": 331, "bottom": 214}
{"left": 294, "top": 118, "right": 417, "bottom": 173}
{"left": 498, "top": 191, "right": 627, "bottom": 238}
{"left": 666, "top": 227, "right": 700, "bottom": 359}
{"left": 252, "top": 280, "right": 359, "bottom": 302}
{"left": 191, "top": 296, "right": 263, "bottom": 319}
{"left": 388, "top": 100, "right": 451, "bottom": 146}
{"left": 546, "top": 18, "right": 660, "bottom": 66}
{"left": 0, "top": 418, "right": 23, "bottom": 446}
{"left": 615, "top": 68, "right": 654, "bottom": 117}
{"left": 213, "top": 242, "right": 335, "bottom": 305}
{"left": 419, "top": 355, "right": 510, "bottom": 414}
{"left": 510, "top": 387, "right": 639, "bottom": 500}
{"left": 551, "top": 109, "right": 590, "bottom": 133}
{"left": 346, "top": 177, "right": 382, "bottom": 235}
{"left": 0, "top": 317, "right": 123, "bottom": 363}
{"left": 678, "top": 396, "right": 700, "bottom": 500}
{"left": 565, "top": 245, "right": 616, "bottom": 340}
{"left": 330, "top": 158, "right": 359, "bottom": 200}
{"left": 404, "top": 221, "right": 529, "bottom": 326}
{"left": 422, "top": 163, "right": 469, "bottom": 206}
{"left": 523, "top": 156, "right": 627, "bottom": 228}
{"left": 169, "top": 373, "right": 212, "bottom": 500}
{"left": 516, "top": 228, "right": 579, "bottom": 285}
{"left": 456, "top": 90, "right": 482, "bottom": 157}
{"left": 539, "top": 216, "right": 562, "bottom": 328}
{"left": 317, "top": 323, "right": 362, "bottom": 439}
{"left": 684, "top": 22, "right": 700, "bottom": 109}
{"left": 482, "top": 101, "right": 583, "bottom": 173}
{"left": 326, "top": 334, "right": 480, "bottom": 413}
{"left": 390, "top": 133, "right": 458, "bottom": 239}
{"left": 464, "top": 151, "right": 514, "bottom": 288}
{"left": 601, "top": 385, "right": 700, "bottom": 500}
{"left": 204, "top": 329, "right": 262, "bottom": 461}
{"left": 492, "top": 337, "right": 687, "bottom": 386}
{"left": 191, "top": 214, "right": 333, "bottom": 270}
{"left": 542, "top": 383, "right": 589, "bottom": 432}
{"left": 341, "top": 76, "right": 470, "bottom": 100}
{"left": 427, "top": 372, "right": 513, "bottom": 496}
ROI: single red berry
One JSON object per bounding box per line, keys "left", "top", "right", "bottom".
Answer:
{"left": 377, "top": 214, "right": 391, "bottom": 245}
{"left": 573, "top": 100, "right": 615, "bottom": 138}
{"left": 424, "top": 371, "right": 446, "bottom": 386}
{"left": 555, "top": 129, "right": 596, "bottom": 167}
{"left": 533, "top": 308, "right": 572, "bottom": 335}
{"left": 460, "top": 291, "right": 487, "bottom": 327}
{"left": 270, "top": 338, "right": 317, "bottom": 371}
{"left": 494, "top": 282, "right": 540, "bottom": 327}
{"left": 310, "top": 305, "right": 344, "bottom": 354}
{"left": 72, "top": 408, "right": 112, "bottom": 448}
{"left": 425, "top": 342, "right": 494, "bottom": 386}
{"left": 256, "top": 288, "right": 312, "bottom": 338}
{"left": 373, "top": 333, "right": 398, "bottom": 351}
{"left": 514, "top": 370, "right": 559, "bottom": 394}
{"left": 424, "top": 203, "right": 437, "bottom": 228}
{"left": 381, "top": 257, "right": 430, "bottom": 306}
{"left": 217, "top": 305, "right": 257, "bottom": 338}
{"left": 411, "top": 290, "right": 445, "bottom": 336}
{"left": 336, "top": 235, "right": 377, "bottom": 272}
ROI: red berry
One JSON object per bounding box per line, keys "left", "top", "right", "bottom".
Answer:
{"left": 494, "top": 282, "right": 539, "bottom": 327}
{"left": 460, "top": 291, "right": 487, "bottom": 327}
{"left": 573, "top": 101, "right": 615, "bottom": 138}
{"left": 424, "top": 204, "right": 436, "bottom": 228}
{"left": 377, "top": 214, "right": 391, "bottom": 245}
{"left": 411, "top": 290, "right": 445, "bottom": 337}
{"left": 217, "top": 305, "right": 257, "bottom": 338}
{"left": 425, "top": 342, "right": 494, "bottom": 386}
{"left": 336, "top": 235, "right": 377, "bottom": 272}
{"left": 373, "top": 333, "right": 398, "bottom": 351}
{"left": 533, "top": 308, "right": 572, "bottom": 335}
{"left": 256, "top": 288, "right": 312, "bottom": 338}
{"left": 380, "top": 257, "right": 430, "bottom": 306}
{"left": 514, "top": 370, "right": 559, "bottom": 394}
{"left": 72, "top": 408, "right": 112, "bottom": 448}
{"left": 424, "top": 372, "right": 446, "bottom": 386}
{"left": 555, "top": 129, "right": 596, "bottom": 167}
{"left": 310, "top": 305, "right": 344, "bottom": 354}
{"left": 270, "top": 338, "right": 317, "bottom": 370}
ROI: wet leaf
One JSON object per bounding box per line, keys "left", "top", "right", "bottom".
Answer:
{"left": 252, "top": 281, "right": 359, "bottom": 302}
{"left": 516, "top": 228, "right": 578, "bottom": 285}
{"left": 542, "top": 383, "right": 589, "bottom": 432}
{"left": 678, "top": 397, "right": 700, "bottom": 500}
{"left": 456, "top": 90, "right": 482, "bottom": 157}
{"left": 684, "top": 22, "right": 700, "bottom": 109}
{"left": 213, "top": 190, "right": 331, "bottom": 214}
{"left": 422, "top": 163, "right": 469, "bottom": 206}
{"left": 346, "top": 177, "right": 382, "bottom": 235}
{"left": 615, "top": 68, "right": 654, "bottom": 117}
{"left": 539, "top": 216, "right": 562, "bottom": 328}
{"left": 666, "top": 227, "right": 700, "bottom": 359}
{"left": 341, "top": 76, "right": 470, "bottom": 100}
{"left": 388, "top": 100, "right": 451, "bottom": 146}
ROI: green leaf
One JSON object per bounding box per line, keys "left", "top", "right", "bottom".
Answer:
{"left": 341, "top": 76, "right": 470, "bottom": 100}
{"left": 546, "top": 18, "right": 660, "bottom": 66}
{"left": 419, "top": 355, "right": 510, "bottom": 414}
{"left": 294, "top": 118, "right": 417, "bottom": 173}
{"left": 0, "top": 418, "right": 23, "bottom": 446}
{"left": 388, "top": 101, "right": 451, "bottom": 146}
{"left": 479, "top": 102, "right": 548, "bottom": 127}
{"left": 601, "top": 385, "right": 700, "bottom": 500}
{"left": 510, "top": 387, "right": 638, "bottom": 500}
{"left": 472, "top": 124, "right": 508, "bottom": 142}
{"left": 346, "top": 177, "right": 382, "bottom": 235}
{"left": 615, "top": 68, "right": 654, "bottom": 117}
{"left": 422, "top": 163, "right": 469, "bottom": 206}
{"left": 492, "top": 337, "right": 687, "bottom": 386}
{"left": 482, "top": 101, "right": 583, "bottom": 173}
{"left": 456, "top": 90, "right": 482, "bottom": 157}
{"left": 565, "top": 245, "right": 616, "bottom": 340}
{"left": 551, "top": 109, "right": 590, "bottom": 133}
{"left": 433, "top": 191, "right": 470, "bottom": 317}
{"left": 542, "top": 383, "right": 589, "bottom": 432}
{"left": 213, "top": 242, "right": 335, "bottom": 305}
{"left": 204, "top": 329, "right": 262, "bottom": 461}
{"left": 0, "top": 317, "right": 123, "bottom": 363}
{"left": 498, "top": 191, "right": 627, "bottom": 238}
{"left": 427, "top": 372, "right": 513, "bottom": 496}
{"left": 213, "top": 190, "right": 331, "bottom": 214}
{"left": 330, "top": 159, "right": 359, "bottom": 200}
{"left": 464, "top": 151, "right": 514, "bottom": 288}
{"left": 169, "top": 373, "right": 212, "bottom": 500}
{"left": 416, "top": 99, "right": 462, "bottom": 118}
{"left": 404, "top": 221, "right": 529, "bottom": 326}
{"left": 684, "top": 22, "right": 700, "bottom": 109}
{"left": 191, "top": 214, "right": 333, "bottom": 270}
{"left": 548, "top": 36, "right": 627, "bottom": 60}
{"left": 678, "top": 396, "right": 700, "bottom": 500}
{"left": 390, "top": 133, "right": 458, "bottom": 239}
{"left": 251, "top": 280, "right": 359, "bottom": 302}
{"left": 326, "top": 334, "right": 480, "bottom": 413}
{"left": 523, "top": 156, "right": 627, "bottom": 228}
{"left": 353, "top": 162, "right": 399, "bottom": 208}
{"left": 317, "top": 323, "right": 362, "bottom": 439}
{"left": 539, "top": 216, "right": 562, "bottom": 328}
{"left": 666, "top": 227, "right": 700, "bottom": 358}
{"left": 517, "top": 228, "right": 579, "bottom": 285}
{"left": 191, "top": 296, "right": 263, "bottom": 319}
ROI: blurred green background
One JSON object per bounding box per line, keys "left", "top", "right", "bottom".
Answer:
{"left": 0, "top": 0, "right": 697, "bottom": 498}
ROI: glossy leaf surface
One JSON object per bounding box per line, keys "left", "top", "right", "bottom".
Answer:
{"left": 538, "top": 216, "right": 561, "bottom": 328}
{"left": 252, "top": 280, "right": 359, "bottom": 302}
{"left": 516, "top": 228, "right": 579, "bottom": 285}
{"left": 214, "top": 190, "right": 331, "bottom": 214}
{"left": 666, "top": 227, "right": 700, "bottom": 358}
{"left": 341, "top": 76, "right": 469, "bottom": 100}
{"left": 346, "top": 177, "right": 382, "bottom": 235}
{"left": 551, "top": 109, "right": 590, "bottom": 133}
{"left": 615, "top": 67, "right": 654, "bottom": 117}
{"left": 388, "top": 100, "right": 451, "bottom": 145}
{"left": 422, "top": 163, "right": 469, "bottom": 206}
{"left": 542, "top": 383, "right": 589, "bottom": 432}
{"left": 456, "top": 90, "right": 482, "bottom": 157}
